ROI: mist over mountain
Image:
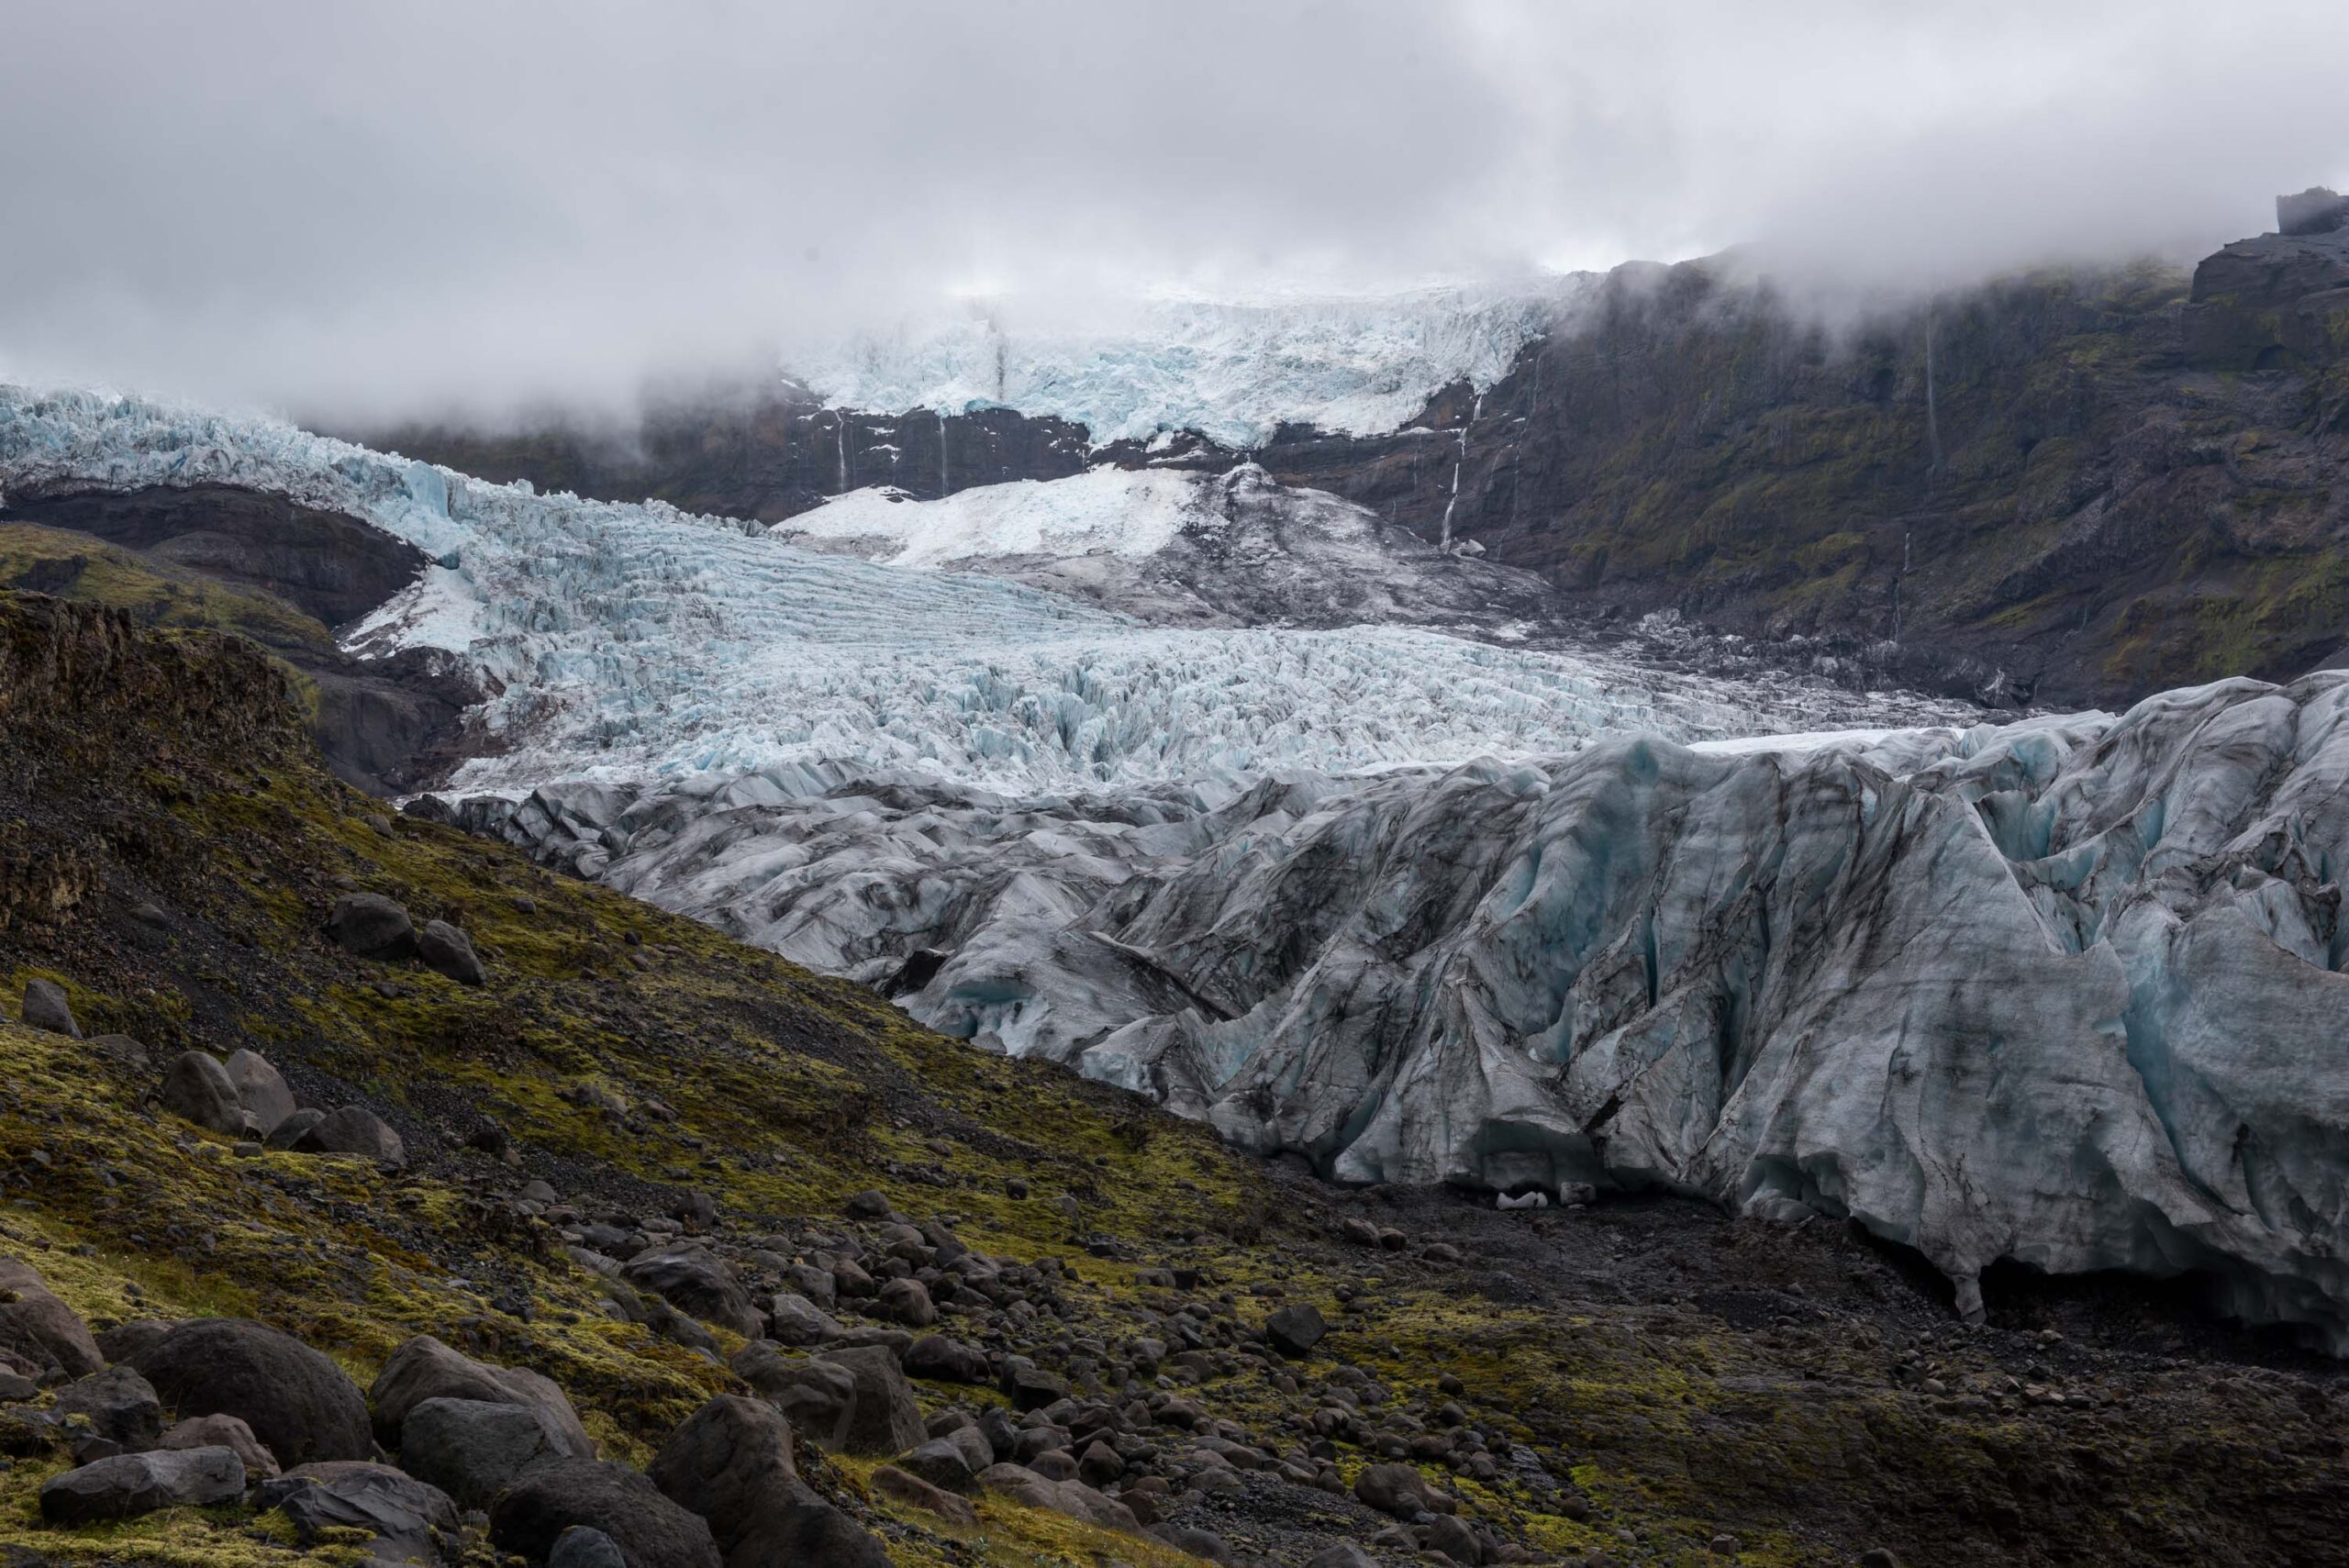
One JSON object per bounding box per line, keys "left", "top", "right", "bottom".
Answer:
{"left": 3, "top": 1, "right": 2343, "bottom": 424}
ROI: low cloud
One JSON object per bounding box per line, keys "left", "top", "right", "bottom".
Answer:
{"left": 3, "top": 0, "right": 2342, "bottom": 425}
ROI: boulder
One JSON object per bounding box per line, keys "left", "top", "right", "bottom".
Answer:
{"left": 871, "top": 1462, "right": 978, "bottom": 1526}
{"left": 844, "top": 1189, "right": 892, "bottom": 1219}
{"left": 550, "top": 1527, "right": 628, "bottom": 1568}
{"left": 902, "top": 1333, "right": 989, "bottom": 1384}
{"left": 328, "top": 892, "right": 417, "bottom": 960}
{"left": 94, "top": 1318, "right": 177, "bottom": 1366}
{"left": 298, "top": 1106, "right": 406, "bottom": 1165}
{"left": 257, "top": 1461, "right": 459, "bottom": 1563}
{"left": 39, "top": 1444, "right": 244, "bottom": 1522}
{"left": 267, "top": 1106, "right": 329, "bottom": 1151}
{"left": 1005, "top": 1363, "right": 1069, "bottom": 1412}
{"left": 50, "top": 1364, "right": 162, "bottom": 1450}
{"left": 894, "top": 1435, "right": 975, "bottom": 1493}
{"left": 417, "top": 919, "right": 487, "bottom": 985}
{"left": 400, "top": 1396, "right": 558, "bottom": 1510}
{"left": 129, "top": 1317, "right": 373, "bottom": 1467}
{"left": 730, "top": 1344, "right": 857, "bottom": 1444}
{"left": 161, "top": 1051, "right": 248, "bottom": 1137}
{"left": 1354, "top": 1461, "right": 1453, "bottom": 1519}
{"left": 876, "top": 1276, "right": 937, "bottom": 1327}
{"left": 490, "top": 1458, "right": 722, "bottom": 1568}
{"left": 811, "top": 1345, "right": 927, "bottom": 1455}
{"left": 1265, "top": 1302, "right": 1328, "bottom": 1359}
{"left": 159, "top": 1411, "right": 278, "bottom": 1479}
{"left": 647, "top": 1396, "right": 796, "bottom": 1551}
{"left": 21, "top": 978, "right": 80, "bottom": 1038}
{"left": 622, "top": 1242, "right": 763, "bottom": 1339}
{"left": 0, "top": 1258, "right": 104, "bottom": 1378}
{"left": 369, "top": 1334, "right": 596, "bottom": 1457}
{"left": 977, "top": 1462, "right": 1140, "bottom": 1532}
{"left": 223, "top": 1048, "right": 297, "bottom": 1135}
{"left": 763, "top": 1293, "right": 841, "bottom": 1348}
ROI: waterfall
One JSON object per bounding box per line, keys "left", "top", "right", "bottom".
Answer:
{"left": 938, "top": 408, "right": 950, "bottom": 496}
{"left": 1438, "top": 393, "right": 1482, "bottom": 550}
{"left": 837, "top": 413, "right": 852, "bottom": 495}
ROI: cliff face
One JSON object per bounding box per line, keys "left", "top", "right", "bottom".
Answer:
{"left": 0, "top": 486, "right": 482, "bottom": 795}
{"left": 359, "top": 234, "right": 2349, "bottom": 711}
{"left": 1270, "top": 254, "right": 2349, "bottom": 708}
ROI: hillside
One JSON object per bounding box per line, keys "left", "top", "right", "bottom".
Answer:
{"left": 1, "top": 598, "right": 2347, "bottom": 1568}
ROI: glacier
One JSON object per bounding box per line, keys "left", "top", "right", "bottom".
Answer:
{"left": 788, "top": 280, "right": 1590, "bottom": 450}
{"left": 14, "top": 382, "right": 2349, "bottom": 1346}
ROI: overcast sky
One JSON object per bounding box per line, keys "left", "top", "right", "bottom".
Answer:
{"left": 3, "top": 0, "right": 2343, "bottom": 424}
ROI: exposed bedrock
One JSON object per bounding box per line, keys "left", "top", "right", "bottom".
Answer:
{"left": 0, "top": 484, "right": 482, "bottom": 794}
{"left": 458, "top": 672, "right": 2349, "bottom": 1344}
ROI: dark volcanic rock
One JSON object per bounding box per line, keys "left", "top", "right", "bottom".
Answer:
{"left": 417, "top": 919, "right": 487, "bottom": 985}
{"left": 399, "top": 1397, "right": 557, "bottom": 1510}
{"left": 0, "top": 1257, "right": 104, "bottom": 1378}
{"left": 161, "top": 1051, "right": 247, "bottom": 1136}
{"left": 129, "top": 1317, "right": 373, "bottom": 1468}
{"left": 258, "top": 1461, "right": 460, "bottom": 1562}
{"left": 39, "top": 1445, "right": 245, "bottom": 1522}
{"left": 328, "top": 893, "right": 417, "bottom": 959}
{"left": 370, "top": 1333, "right": 596, "bottom": 1458}
{"left": 490, "top": 1457, "right": 721, "bottom": 1568}
{"left": 20, "top": 977, "right": 79, "bottom": 1038}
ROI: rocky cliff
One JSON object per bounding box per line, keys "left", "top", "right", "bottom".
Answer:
{"left": 362, "top": 227, "right": 2349, "bottom": 712}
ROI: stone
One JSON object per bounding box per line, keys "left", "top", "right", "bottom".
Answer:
{"left": 417, "top": 919, "right": 488, "bottom": 985}
{"left": 811, "top": 1345, "right": 926, "bottom": 1455}
{"left": 902, "top": 1333, "right": 989, "bottom": 1384}
{"left": 1355, "top": 1461, "right": 1453, "bottom": 1519}
{"left": 1423, "top": 1512, "right": 1484, "bottom": 1563}
{"left": 877, "top": 1276, "right": 937, "bottom": 1327}
{"left": 1264, "top": 1302, "right": 1327, "bottom": 1359}
{"left": 622, "top": 1241, "right": 763, "bottom": 1339}
{"left": 223, "top": 1048, "right": 297, "bottom": 1135}
{"left": 128, "top": 1317, "right": 373, "bottom": 1467}
{"left": 328, "top": 892, "right": 417, "bottom": 960}
{"left": 647, "top": 1394, "right": 885, "bottom": 1565}
{"left": 490, "top": 1458, "right": 721, "bottom": 1568}
{"left": 20, "top": 978, "right": 79, "bottom": 1038}
{"left": 297, "top": 1106, "right": 406, "bottom": 1165}
{"left": 399, "top": 1396, "right": 557, "bottom": 1510}
{"left": 159, "top": 1412, "right": 278, "bottom": 1479}
{"left": 50, "top": 1365, "right": 162, "bottom": 1450}
{"left": 369, "top": 1333, "right": 596, "bottom": 1458}
{"left": 870, "top": 1462, "right": 978, "bottom": 1526}
{"left": 267, "top": 1106, "right": 328, "bottom": 1150}
{"left": 976, "top": 1462, "right": 1139, "bottom": 1532}
{"left": 0, "top": 1258, "right": 103, "bottom": 1378}
{"left": 764, "top": 1293, "right": 842, "bottom": 1347}
{"left": 731, "top": 1343, "right": 855, "bottom": 1439}
{"left": 39, "top": 1445, "right": 244, "bottom": 1522}
{"left": 94, "top": 1318, "right": 177, "bottom": 1365}
{"left": 257, "top": 1461, "right": 459, "bottom": 1563}
{"left": 161, "top": 1051, "right": 248, "bottom": 1137}
{"left": 1005, "top": 1362, "right": 1069, "bottom": 1411}
{"left": 549, "top": 1527, "right": 628, "bottom": 1568}
{"left": 648, "top": 1395, "right": 796, "bottom": 1550}
{"left": 845, "top": 1188, "right": 892, "bottom": 1219}
{"left": 894, "top": 1435, "right": 975, "bottom": 1492}
{"left": 1076, "top": 1439, "right": 1124, "bottom": 1486}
